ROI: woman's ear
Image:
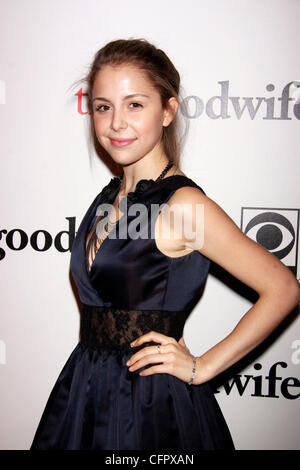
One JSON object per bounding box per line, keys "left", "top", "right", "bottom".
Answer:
{"left": 163, "top": 97, "right": 179, "bottom": 127}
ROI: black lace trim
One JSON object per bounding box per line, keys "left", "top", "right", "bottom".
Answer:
{"left": 85, "top": 177, "right": 157, "bottom": 274}
{"left": 79, "top": 304, "right": 189, "bottom": 352}
{"left": 85, "top": 177, "right": 122, "bottom": 274}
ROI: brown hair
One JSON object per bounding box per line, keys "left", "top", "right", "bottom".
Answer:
{"left": 79, "top": 38, "right": 189, "bottom": 169}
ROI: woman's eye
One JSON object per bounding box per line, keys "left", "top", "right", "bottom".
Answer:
{"left": 95, "top": 105, "right": 109, "bottom": 112}
{"left": 94, "top": 103, "right": 142, "bottom": 112}
{"left": 129, "top": 102, "right": 142, "bottom": 109}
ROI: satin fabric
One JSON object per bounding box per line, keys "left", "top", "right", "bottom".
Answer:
{"left": 30, "top": 175, "right": 235, "bottom": 450}
{"left": 31, "top": 343, "right": 234, "bottom": 450}
{"left": 70, "top": 175, "right": 211, "bottom": 310}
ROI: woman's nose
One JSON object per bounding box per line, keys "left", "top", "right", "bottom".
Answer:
{"left": 111, "top": 108, "right": 127, "bottom": 131}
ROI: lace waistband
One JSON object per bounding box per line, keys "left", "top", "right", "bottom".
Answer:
{"left": 79, "top": 304, "right": 188, "bottom": 351}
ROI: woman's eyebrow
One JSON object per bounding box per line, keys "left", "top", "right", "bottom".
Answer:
{"left": 93, "top": 93, "right": 150, "bottom": 102}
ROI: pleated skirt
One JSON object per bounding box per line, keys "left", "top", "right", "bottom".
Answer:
{"left": 30, "top": 342, "right": 235, "bottom": 450}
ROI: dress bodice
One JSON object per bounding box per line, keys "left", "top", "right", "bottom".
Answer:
{"left": 70, "top": 174, "right": 210, "bottom": 313}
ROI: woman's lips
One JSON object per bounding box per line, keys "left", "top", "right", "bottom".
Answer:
{"left": 110, "top": 138, "right": 136, "bottom": 147}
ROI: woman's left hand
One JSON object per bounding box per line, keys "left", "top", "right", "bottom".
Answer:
{"left": 126, "top": 330, "right": 202, "bottom": 385}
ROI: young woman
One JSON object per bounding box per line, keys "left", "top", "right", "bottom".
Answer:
{"left": 30, "top": 38, "right": 300, "bottom": 450}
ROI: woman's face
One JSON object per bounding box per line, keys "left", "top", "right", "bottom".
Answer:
{"left": 92, "top": 64, "right": 175, "bottom": 165}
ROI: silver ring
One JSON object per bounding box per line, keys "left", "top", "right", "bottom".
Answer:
{"left": 157, "top": 344, "right": 161, "bottom": 354}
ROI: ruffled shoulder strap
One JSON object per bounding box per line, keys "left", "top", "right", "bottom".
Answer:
{"left": 160, "top": 174, "right": 207, "bottom": 196}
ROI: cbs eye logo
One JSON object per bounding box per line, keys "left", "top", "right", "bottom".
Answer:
{"left": 241, "top": 208, "right": 299, "bottom": 277}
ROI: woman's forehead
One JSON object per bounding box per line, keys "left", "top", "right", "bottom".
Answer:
{"left": 93, "top": 64, "right": 156, "bottom": 94}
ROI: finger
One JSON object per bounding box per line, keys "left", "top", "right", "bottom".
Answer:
{"left": 139, "top": 363, "right": 171, "bottom": 377}
{"left": 127, "top": 344, "right": 162, "bottom": 365}
{"left": 131, "top": 330, "right": 177, "bottom": 348}
{"left": 127, "top": 343, "right": 178, "bottom": 367}
{"left": 128, "top": 352, "right": 168, "bottom": 372}
{"left": 129, "top": 350, "right": 178, "bottom": 372}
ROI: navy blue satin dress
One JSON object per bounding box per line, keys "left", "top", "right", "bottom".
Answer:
{"left": 30, "top": 174, "right": 235, "bottom": 450}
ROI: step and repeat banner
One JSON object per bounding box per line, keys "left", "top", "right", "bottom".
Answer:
{"left": 0, "top": 0, "right": 299, "bottom": 450}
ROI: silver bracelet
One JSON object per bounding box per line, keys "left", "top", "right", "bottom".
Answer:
{"left": 188, "top": 356, "right": 197, "bottom": 385}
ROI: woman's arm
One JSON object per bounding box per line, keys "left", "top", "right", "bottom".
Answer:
{"left": 172, "top": 187, "right": 300, "bottom": 384}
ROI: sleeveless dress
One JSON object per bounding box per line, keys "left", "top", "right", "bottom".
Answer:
{"left": 30, "top": 174, "right": 235, "bottom": 450}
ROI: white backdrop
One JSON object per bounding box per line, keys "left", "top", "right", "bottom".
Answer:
{"left": 0, "top": 0, "right": 299, "bottom": 450}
